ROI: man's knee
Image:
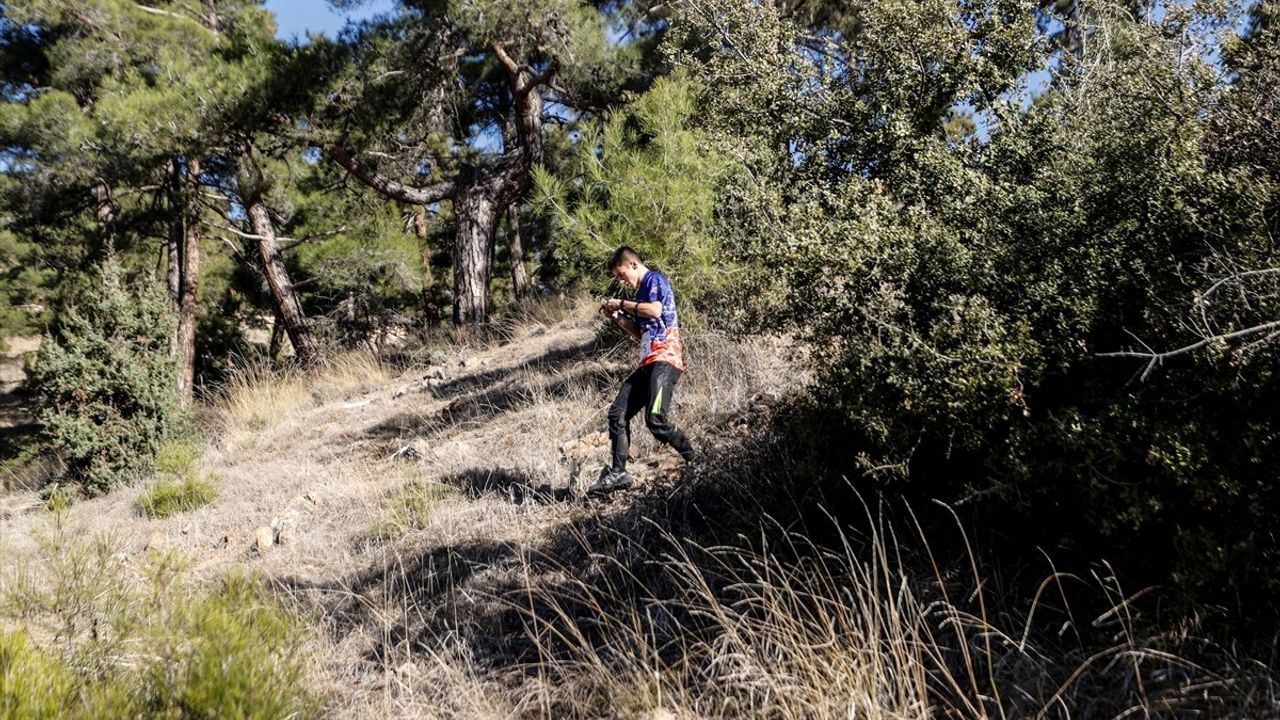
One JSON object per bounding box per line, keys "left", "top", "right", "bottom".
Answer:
{"left": 608, "top": 403, "right": 628, "bottom": 428}
{"left": 645, "top": 413, "right": 676, "bottom": 440}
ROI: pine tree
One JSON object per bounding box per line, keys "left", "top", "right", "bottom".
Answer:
{"left": 31, "top": 261, "right": 179, "bottom": 494}
{"left": 312, "top": 0, "right": 659, "bottom": 325}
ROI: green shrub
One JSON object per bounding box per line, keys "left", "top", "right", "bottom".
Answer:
{"left": 0, "top": 628, "right": 80, "bottom": 719}
{"left": 374, "top": 478, "right": 455, "bottom": 538}
{"left": 137, "top": 471, "right": 219, "bottom": 519}
{"left": 0, "top": 537, "right": 319, "bottom": 719}
{"left": 152, "top": 439, "right": 201, "bottom": 476}
{"left": 135, "top": 574, "right": 318, "bottom": 719}
{"left": 680, "top": 0, "right": 1280, "bottom": 613}
{"left": 30, "top": 260, "right": 180, "bottom": 495}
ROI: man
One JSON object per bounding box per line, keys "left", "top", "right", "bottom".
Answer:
{"left": 588, "top": 246, "right": 697, "bottom": 495}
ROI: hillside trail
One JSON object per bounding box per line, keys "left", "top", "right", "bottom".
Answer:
{"left": 0, "top": 304, "right": 793, "bottom": 714}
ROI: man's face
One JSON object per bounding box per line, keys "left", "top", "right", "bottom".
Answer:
{"left": 611, "top": 260, "right": 643, "bottom": 289}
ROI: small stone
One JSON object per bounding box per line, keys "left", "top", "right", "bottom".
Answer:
{"left": 145, "top": 532, "right": 166, "bottom": 551}
{"left": 254, "top": 526, "right": 275, "bottom": 552}
{"left": 181, "top": 524, "right": 191, "bottom": 535}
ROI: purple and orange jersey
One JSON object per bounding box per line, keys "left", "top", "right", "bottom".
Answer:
{"left": 633, "top": 270, "right": 684, "bottom": 371}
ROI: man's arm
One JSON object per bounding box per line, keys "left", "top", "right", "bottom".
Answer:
{"left": 603, "top": 297, "right": 662, "bottom": 319}
{"left": 600, "top": 300, "right": 643, "bottom": 340}
{"left": 615, "top": 313, "right": 642, "bottom": 341}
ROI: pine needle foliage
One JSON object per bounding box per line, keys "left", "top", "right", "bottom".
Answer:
{"left": 30, "top": 261, "right": 180, "bottom": 495}
{"left": 534, "top": 71, "right": 732, "bottom": 304}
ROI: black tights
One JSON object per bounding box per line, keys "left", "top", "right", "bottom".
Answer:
{"left": 608, "top": 362, "right": 695, "bottom": 472}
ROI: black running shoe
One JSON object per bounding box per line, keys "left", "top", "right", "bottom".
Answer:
{"left": 587, "top": 468, "right": 633, "bottom": 496}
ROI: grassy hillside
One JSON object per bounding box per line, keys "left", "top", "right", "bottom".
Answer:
{"left": 1, "top": 301, "right": 1276, "bottom": 718}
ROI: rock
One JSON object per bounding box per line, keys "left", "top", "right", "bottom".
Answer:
{"left": 145, "top": 532, "right": 166, "bottom": 551}
{"left": 341, "top": 398, "right": 373, "bottom": 410}
{"left": 423, "top": 365, "right": 450, "bottom": 381}
{"left": 254, "top": 526, "right": 274, "bottom": 552}
{"left": 428, "top": 350, "right": 449, "bottom": 366}
{"left": 389, "top": 444, "right": 421, "bottom": 461}
{"left": 268, "top": 494, "right": 316, "bottom": 546}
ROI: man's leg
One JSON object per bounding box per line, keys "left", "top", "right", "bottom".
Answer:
{"left": 607, "top": 366, "right": 651, "bottom": 472}
{"left": 643, "top": 362, "right": 696, "bottom": 462}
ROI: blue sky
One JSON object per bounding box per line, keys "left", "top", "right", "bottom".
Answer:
{"left": 263, "top": 0, "right": 395, "bottom": 40}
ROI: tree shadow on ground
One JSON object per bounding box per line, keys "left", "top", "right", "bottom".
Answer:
{"left": 280, "top": 396, "right": 831, "bottom": 672}
{"left": 441, "top": 466, "right": 577, "bottom": 504}
{"left": 358, "top": 356, "right": 627, "bottom": 444}
{"left": 409, "top": 331, "right": 622, "bottom": 403}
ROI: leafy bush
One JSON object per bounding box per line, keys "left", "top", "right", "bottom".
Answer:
{"left": 678, "top": 0, "right": 1280, "bottom": 613}
{"left": 137, "top": 471, "right": 219, "bottom": 519}
{"left": 30, "top": 261, "right": 180, "bottom": 495}
{"left": 0, "top": 537, "right": 318, "bottom": 719}
{"left": 0, "top": 628, "right": 91, "bottom": 719}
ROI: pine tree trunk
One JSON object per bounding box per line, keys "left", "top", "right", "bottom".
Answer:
{"left": 245, "top": 198, "right": 320, "bottom": 365}
{"left": 94, "top": 181, "right": 116, "bottom": 256}
{"left": 414, "top": 206, "right": 432, "bottom": 284}
{"left": 268, "top": 313, "right": 286, "bottom": 362}
{"left": 507, "top": 205, "right": 529, "bottom": 300}
{"left": 166, "top": 166, "right": 182, "bottom": 357}
{"left": 452, "top": 185, "right": 499, "bottom": 325}
{"left": 175, "top": 158, "right": 202, "bottom": 405}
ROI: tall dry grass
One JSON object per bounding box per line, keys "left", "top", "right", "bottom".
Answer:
{"left": 212, "top": 351, "right": 392, "bottom": 448}
{"left": 325, "top": 464, "right": 1279, "bottom": 719}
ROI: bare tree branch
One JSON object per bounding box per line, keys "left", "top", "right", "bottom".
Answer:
{"left": 323, "top": 145, "right": 455, "bottom": 205}
{"left": 1099, "top": 319, "right": 1280, "bottom": 380}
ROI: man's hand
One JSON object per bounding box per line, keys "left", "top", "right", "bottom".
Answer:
{"left": 598, "top": 299, "right": 622, "bottom": 325}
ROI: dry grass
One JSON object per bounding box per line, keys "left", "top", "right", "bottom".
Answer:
{"left": 213, "top": 350, "right": 392, "bottom": 448}
{"left": 212, "top": 364, "right": 312, "bottom": 446}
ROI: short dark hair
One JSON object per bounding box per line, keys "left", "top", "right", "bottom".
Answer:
{"left": 607, "top": 245, "right": 641, "bottom": 270}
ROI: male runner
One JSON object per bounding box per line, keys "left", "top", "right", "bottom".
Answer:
{"left": 587, "top": 246, "right": 697, "bottom": 495}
